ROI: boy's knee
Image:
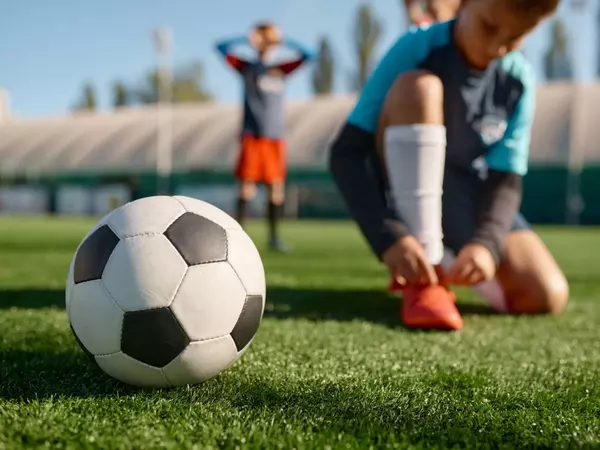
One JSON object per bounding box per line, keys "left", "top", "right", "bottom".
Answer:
{"left": 536, "top": 275, "right": 569, "bottom": 315}
{"left": 267, "top": 182, "right": 285, "bottom": 204}
{"left": 507, "top": 274, "right": 569, "bottom": 315}
{"left": 381, "top": 70, "right": 444, "bottom": 125}
{"left": 239, "top": 181, "right": 257, "bottom": 201}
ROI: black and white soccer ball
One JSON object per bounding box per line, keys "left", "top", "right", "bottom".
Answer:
{"left": 66, "top": 195, "right": 266, "bottom": 388}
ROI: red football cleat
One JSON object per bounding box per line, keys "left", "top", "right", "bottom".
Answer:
{"left": 389, "top": 268, "right": 463, "bottom": 331}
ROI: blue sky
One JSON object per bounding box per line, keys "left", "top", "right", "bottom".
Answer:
{"left": 0, "top": 0, "right": 561, "bottom": 118}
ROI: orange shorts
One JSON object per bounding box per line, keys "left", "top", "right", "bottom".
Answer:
{"left": 235, "top": 134, "right": 286, "bottom": 184}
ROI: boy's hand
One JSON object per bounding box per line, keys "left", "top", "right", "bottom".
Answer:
{"left": 427, "top": 0, "right": 460, "bottom": 22}
{"left": 447, "top": 243, "right": 496, "bottom": 286}
{"left": 382, "top": 235, "right": 439, "bottom": 286}
{"left": 414, "top": 14, "right": 434, "bottom": 26}
{"left": 406, "top": 0, "right": 429, "bottom": 24}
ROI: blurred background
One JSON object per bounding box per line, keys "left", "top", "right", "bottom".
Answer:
{"left": 0, "top": 0, "right": 597, "bottom": 224}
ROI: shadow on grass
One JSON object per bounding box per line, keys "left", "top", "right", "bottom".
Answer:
{"left": 0, "top": 349, "right": 138, "bottom": 400}
{"left": 0, "top": 289, "right": 66, "bottom": 309}
{"left": 265, "top": 287, "right": 399, "bottom": 325}
{"left": 0, "top": 287, "right": 498, "bottom": 321}
{"left": 265, "top": 287, "right": 499, "bottom": 324}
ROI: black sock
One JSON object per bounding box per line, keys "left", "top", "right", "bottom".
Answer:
{"left": 268, "top": 201, "right": 283, "bottom": 242}
{"left": 236, "top": 198, "right": 249, "bottom": 226}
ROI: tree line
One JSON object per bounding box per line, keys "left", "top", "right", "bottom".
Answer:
{"left": 73, "top": 61, "right": 213, "bottom": 111}
{"left": 73, "top": 3, "right": 382, "bottom": 112}
{"left": 73, "top": 2, "right": 574, "bottom": 112}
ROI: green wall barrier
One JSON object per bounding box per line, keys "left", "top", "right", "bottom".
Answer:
{"left": 2, "top": 165, "right": 599, "bottom": 225}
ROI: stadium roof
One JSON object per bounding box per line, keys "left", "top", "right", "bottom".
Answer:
{"left": 0, "top": 95, "right": 353, "bottom": 176}
{"left": 0, "top": 83, "right": 595, "bottom": 176}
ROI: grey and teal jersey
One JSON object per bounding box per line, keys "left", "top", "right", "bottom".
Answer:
{"left": 329, "top": 19, "right": 535, "bottom": 262}
{"left": 348, "top": 19, "right": 535, "bottom": 176}
{"left": 216, "top": 37, "right": 313, "bottom": 139}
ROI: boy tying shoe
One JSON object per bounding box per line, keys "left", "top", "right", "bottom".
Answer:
{"left": 329, "top": 0, "right": 569, "bottom": 331}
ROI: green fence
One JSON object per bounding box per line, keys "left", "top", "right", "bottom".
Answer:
{"left": 2, "top": 165, "right": 598, "bottom": 225}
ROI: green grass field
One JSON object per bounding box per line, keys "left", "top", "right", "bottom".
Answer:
{"left": 0, "top": 217, "right": 599, "bottom": 449}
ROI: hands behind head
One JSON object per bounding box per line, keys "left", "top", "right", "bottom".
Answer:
{"left": 407, "top": 0, "right": 460, "bottom": 25}
{"left": 427, "top": 0, "right": 460, "bottom": 21}
{"left": 413, "top": 13, "right": 435, "bottom": 26}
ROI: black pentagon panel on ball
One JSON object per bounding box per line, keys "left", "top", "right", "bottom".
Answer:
{"left": 121, "top": 307, "right": 190, "bottom": 368}
{"left": 74, "top": 225, "right": 120, "bottom": 284}
{"left": 164, "top": 212, "right": 228, "bottom": 266}
{"left": 230, "top": 295, "right": 263, "bottom": 351}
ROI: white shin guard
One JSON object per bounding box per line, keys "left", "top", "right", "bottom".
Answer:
{"left": 384, "top": 124, "right": 446, "bottom": 265}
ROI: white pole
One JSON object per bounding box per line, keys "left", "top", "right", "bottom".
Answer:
{"left": 566, "top": 83, "right": 585, "bottom": 225}
{"left": 568, "top": 0, "right": 593, "bottom": 82}
{"left": 153, "top": 27, "right": 173, "bottom": 195}
{"left": 0, "top": 89, "right": 10, "bottom": 123}
{"left": 564, "top": 0, "right": 591, "bottom": 225}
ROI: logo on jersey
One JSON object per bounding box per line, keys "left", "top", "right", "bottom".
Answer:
{"left": 471, "top": 156, "right": 488, "bottom": 180}
{"left": 258, "top": 74, "right": 284, "bottom": 94}
{"left": 478, "top": 116, "right": 508, "bottom": 146}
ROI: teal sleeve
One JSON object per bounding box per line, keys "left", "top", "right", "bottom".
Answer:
{"left": 215, "top": 36, "right": 248, "bottom": 56}
{"left": 485, "top": 59, "right": 536, "bottom": 176}
{"left": 347, "top": 22, "right": 450, "bottom": 133}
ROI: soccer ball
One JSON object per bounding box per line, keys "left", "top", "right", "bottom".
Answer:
{"left": 66, "top": 195, "right": 266, "bottom": 388}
